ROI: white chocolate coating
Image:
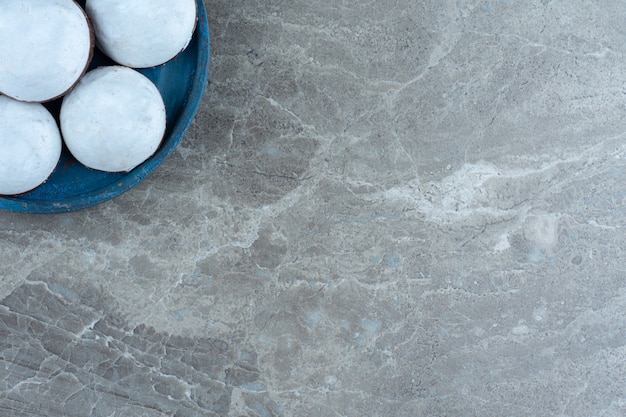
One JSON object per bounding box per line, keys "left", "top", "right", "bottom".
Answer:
{"left": 0, "top": 95, "right": 62, "bottom": 195}
{"left": 85, "top": 0, "right": 197, "bottom": 68}
{"left": 60, "top": 66, "right": 166, "bottom": 173}
{"left": 0, "top": 0, "right": 93, "bottom": 102}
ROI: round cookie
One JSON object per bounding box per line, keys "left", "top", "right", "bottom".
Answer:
{"left": 0, "top": 0, "right": 93, "bottom": 102}
{"left": 60, "top": 66, "right": 166, "bottom": 173}
{"left": 0, "top": 95, "right": 62, "bottom": 195}
{"left": 85, "top": 0, "right": 197, "bottom": 68}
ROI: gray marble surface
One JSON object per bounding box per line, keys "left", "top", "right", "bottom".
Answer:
{"left": 2, "top": 0, "right": 626, "bottom": 415}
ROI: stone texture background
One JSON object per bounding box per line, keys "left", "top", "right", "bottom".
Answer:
{"left": 2, "top": 0, "right": 626, "bottom": 416}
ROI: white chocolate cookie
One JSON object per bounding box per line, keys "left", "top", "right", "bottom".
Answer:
{"left": 0, "top": 95, "right": 62, "bottom": 195}
{"left": 85, "top": 0, "right": 197, "bottom": 68}
{"left": 60, "top": 66, "right": 167, "bottom": 173}
{"left": 0, "top": 0, "right": 93, "bottom": 102}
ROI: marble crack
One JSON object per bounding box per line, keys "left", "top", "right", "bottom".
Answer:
{"left": 0, "top": 283, "right": 280, "bottom": 417}
{"left": 260, "top": 96, "right": 316, "bottom": 131}
{"left": 215, "top": 160, "right": 313, "bottom": 183}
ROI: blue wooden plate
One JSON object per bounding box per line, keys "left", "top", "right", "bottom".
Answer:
{"left": 0, "top": 0, "right": 210, "bottom": 214}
